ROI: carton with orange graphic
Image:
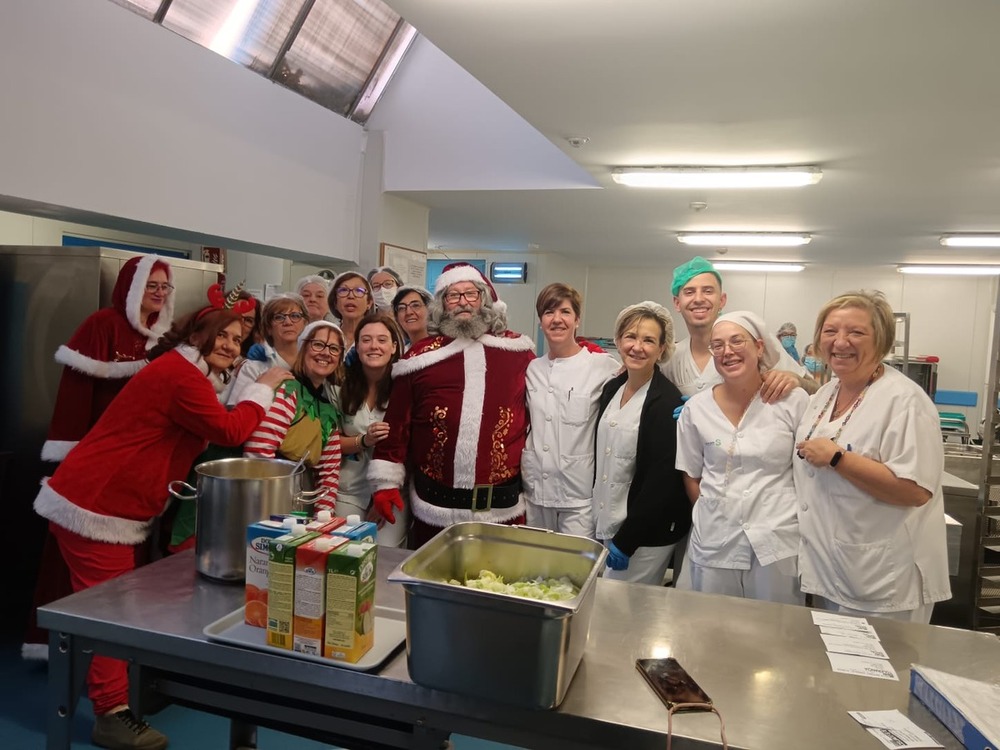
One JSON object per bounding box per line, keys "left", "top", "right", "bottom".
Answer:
{"left": 292, "top": 536, "right": 349, "bottom": 656}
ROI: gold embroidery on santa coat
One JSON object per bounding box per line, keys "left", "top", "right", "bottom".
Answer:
{"left": 421, "top": 406, "right": 449, "bottom": 482}
{"left": 489, "top": 406, "right": 514, "bottom": 483}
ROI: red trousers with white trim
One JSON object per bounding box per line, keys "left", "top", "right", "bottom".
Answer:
{"left": 50, "top": 522, "right": 141, "bottom": 715}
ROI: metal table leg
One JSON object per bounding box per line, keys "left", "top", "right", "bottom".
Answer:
{"left": 230, "top": 718, "right": 258, "bottom": 749}
{"left": 47, "top": 629, "right": 91, "bottom": 750}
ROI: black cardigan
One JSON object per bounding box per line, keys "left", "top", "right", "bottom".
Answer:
{"left": 595, "top": 369, "right": 691, "bottom": 556}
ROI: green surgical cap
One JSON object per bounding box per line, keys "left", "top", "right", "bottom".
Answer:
{"left": 671, "top": 256, "right": 723, "bottom": 297}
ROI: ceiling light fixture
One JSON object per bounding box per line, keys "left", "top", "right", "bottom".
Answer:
{"left": 611, "top": 166, "right": 822, "bottom": 189}
{"left": 897, "top": 265, "right": 1000, "bottom": 276}
{"left": 939, "top": 235, "right": 1000, "bottom": 248}
{"left": 713, "top": 262, "right": 805, "bottom": 273}
{"left": 677, "top": 232, "right": 812, "bottom": 247}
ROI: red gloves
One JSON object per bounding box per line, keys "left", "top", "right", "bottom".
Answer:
{"left": 373, "top": 489, "right": 404, "bottom": 524}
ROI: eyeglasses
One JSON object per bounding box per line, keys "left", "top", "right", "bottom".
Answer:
{"left": 395, "top": 300, "right": 425, "bottom": 314}
{"left": 370, "top": 280, "right": 398, "bottom": 291}
{"left": 272, "top": 312, "right": 305, "bottom": 323}
{"left": 241, "top": 315, "right": 256, "bottom": 326}
{"left": 444, "top": 289, "right": 483, "bottom": 305}
{"left": 306, "top": 339, "right": 342, "bottom": 355}
{"left": 335, "top": 286, "right": 369, "bottom": 298}
{"left": 144, "top": 282, "right": 174, "bottom": 294}
{"left": 708, "top": 337, "right": 750, "bottom": 355}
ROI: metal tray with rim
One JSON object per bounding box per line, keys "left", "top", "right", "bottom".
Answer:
{"left": 203, "top": 605, "right": 406, "bottom": 672}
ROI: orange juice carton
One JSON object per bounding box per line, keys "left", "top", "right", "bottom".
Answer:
{"left": 245, "top": 519, "right": 289, "bottom": 627}
{"left": 330, "top": 515, "right": 377, "bottom": 544}
{"left": 323, "top": 541, "right": 378, "bottom": 663}
{"left": 265, "top": 526, "right": 319, "bottom": 649}
{"left": 292, "top": 536, "right": 350, "bottom": 656}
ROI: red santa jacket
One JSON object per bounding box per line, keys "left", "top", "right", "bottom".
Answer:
{"left": 34, "top": 346, "right": 273, "bottom": 545}
{"left": 369, "top": 331, "right": 535, "bottom": 526}
{"left": 42, "top": 254, "right": 175, "bottom": 461}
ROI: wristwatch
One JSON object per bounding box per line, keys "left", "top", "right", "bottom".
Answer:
{"left": 829, "top": 450, "right": 844, "bottom": 468}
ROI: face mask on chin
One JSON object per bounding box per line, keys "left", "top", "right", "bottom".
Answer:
{"left": 373, "top": 287, "right": 398, "bottom": 311}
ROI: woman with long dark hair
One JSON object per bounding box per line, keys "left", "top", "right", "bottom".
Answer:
{"left": 33, "top": 306, "right": 290, "bottom": 750}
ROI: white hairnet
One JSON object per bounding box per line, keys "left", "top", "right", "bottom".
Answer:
{"left": 713, "top": 311, "right": 784, "bottom": 371}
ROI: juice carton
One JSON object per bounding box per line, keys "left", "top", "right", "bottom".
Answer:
{"left": 305, "top": 512, "right": 346, "bottom": 534}
{"left": 330, "top": 514, "right": 377, "bottom": 544}
{"left": 265, "top": 527, "right": 320, "bottom": 649}
{"left": 292, "top": 536, "right": 350, "bottom": 656}
{"left": 323, "top": 541, "right": 378, "bottom": 663}
{"left": 245, "top": 519, "right": 289, "bottom": 627}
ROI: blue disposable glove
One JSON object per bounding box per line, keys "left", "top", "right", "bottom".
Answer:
{"left": 343, "top": 345, "right": 358, "bottom": 369}
{"left": 606, "top": 541, "right": 630, "bottom": 571}
{"left": 246, "top": 343, "right": 267, "bottom": 362}
{"left": 672, "top": 395, "right": 691, "bottom": 421}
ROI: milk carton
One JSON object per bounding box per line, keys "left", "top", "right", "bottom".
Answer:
{"left": 244, "top": 519, "right": 289, "bottom": 627}
{"left": 330, "top": 514, "right": 377, "bottom": 544}
{"left": 265, "top": 526, "right": 319, "bottom": 649}
{"left": 323, "top": 542, "right": 378, "bottom": 663}
{"left": 292, "top": 536, "right": 350, "bottom": 656}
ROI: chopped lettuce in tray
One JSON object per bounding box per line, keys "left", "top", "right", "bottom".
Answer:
{"left": 447, "top": 569, "right": 579, "bottom": 601}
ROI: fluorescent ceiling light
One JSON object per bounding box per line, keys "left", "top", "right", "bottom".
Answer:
{"left": 939, "top": 235, "right": 1000, "bottom": 248}
{"left": 611, "top": 166, "right": 822, "bottom": 189}
{"left": 713, "top": 262, "right": 805, "bottom": 273}
{"left": 898, "top": 265, "right": 1000, "bottom": 276}
{"left": 677, "top": 232, "right": 811, "bottom": 247}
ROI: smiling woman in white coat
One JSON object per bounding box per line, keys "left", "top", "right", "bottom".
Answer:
{"left": 794, "top": 290, "right": 951, "bottom": 623}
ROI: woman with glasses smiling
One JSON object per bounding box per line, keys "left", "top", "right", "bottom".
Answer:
{"left": 391, "top": 285, "right": 431, "bottom": 350}
{"left": 328, "top": 271, "right": 374, "bottom": 353}
{"left": 226, "top": 294, "right": 308, "bottom": 405}
{"left": 244, "top": 321, "right": 347, "bottom": 511}
{"left": 675, "top": 311, "right": 807, "bottom": 604}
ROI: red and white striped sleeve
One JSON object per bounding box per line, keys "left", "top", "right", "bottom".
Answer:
{"left": 244, "top": 385, "right": 297, "bottom": 459}
{"left": 313, "top": 430, "right": 341, "bottom": 512}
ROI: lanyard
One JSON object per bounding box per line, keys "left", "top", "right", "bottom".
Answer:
{"left": 802, "top": 365, "right": 881, "bottom": 444}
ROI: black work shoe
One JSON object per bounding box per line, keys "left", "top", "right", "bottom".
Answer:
{"left": 92, "top": 708, "right": 169, "bottom": 750}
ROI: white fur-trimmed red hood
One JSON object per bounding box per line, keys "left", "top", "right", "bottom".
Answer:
{"left": 123, "top": 254, "right": 175, "bottom": 346}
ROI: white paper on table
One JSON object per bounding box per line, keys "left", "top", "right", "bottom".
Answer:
{"left": 827, "top": 652, "right": 898, "bottom": 681}
{"left": 811, "top": 611, "right": 873, "bottom": 631}
{"left": 848, "top": 710, "right": 944, "bottom": 749}
{"left": 822, "top": 633, "right": 890, "bottom": 659}
{"left": 819, "top": 623, "right": 880, "bottom": 639}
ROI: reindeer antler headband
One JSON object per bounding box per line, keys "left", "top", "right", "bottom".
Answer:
{"left": 197, "top": 281, "right": 256, "bottom": 320}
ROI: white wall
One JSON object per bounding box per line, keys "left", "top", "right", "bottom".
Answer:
{"left": 0, "top": 0, "right": 364, "bottom": 262}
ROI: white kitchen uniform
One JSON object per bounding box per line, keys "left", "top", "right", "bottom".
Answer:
{"left": 593, "top": 381, "right": 675, "bottom": 584}
{"left": 675, "top": 387, "right": 808, "bottom": 604}
{"left": 522, "top": 348, "right": 620, "bottom": 537}
{"left": 333, "top": 387, "right": 407, "bottom": 547}
{"left": 663, "top": 338, "right": 807, "bottom": 398}
{"left": 792, "top": 367, "right": 951, "bottom": 619}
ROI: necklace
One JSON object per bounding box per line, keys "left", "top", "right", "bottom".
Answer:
{"left": 803, "top": 364, "right": 882, "bottom": 444}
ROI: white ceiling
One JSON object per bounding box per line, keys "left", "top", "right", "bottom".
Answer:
{"left": 377, "top": 0, "right": 1000, "bottom": 269}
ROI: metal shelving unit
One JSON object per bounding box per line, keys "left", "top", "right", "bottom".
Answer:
{"left": 892, "top": 312, "right": 911, "bottom": 378}
{"left": 974, "top": 297, "right": 1000, "bottom": 633}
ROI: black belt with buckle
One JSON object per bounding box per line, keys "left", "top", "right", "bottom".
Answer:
{"left": 414, "top": 472, "right": 522, "bottom": 512}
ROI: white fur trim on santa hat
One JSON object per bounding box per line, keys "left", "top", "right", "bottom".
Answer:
{"left": 409, "top": 482, "right": 526, "bottom": 527}
{"left": 54, "top": 345, "right": 147, "bottom": 380}
{"left": 34, "top": 479, "right": 153, "bottom": 545}
{"left": 41, "top": 440, "right": 77, "bottom": 462}
{"left": 433, "top": 264, "right": 500, "bottom": 302}
{"left": 368, "top": 458, "right": 407, "bottom": 490}
{"left": 124, "top": 254, "right": 175, "bottom": 347}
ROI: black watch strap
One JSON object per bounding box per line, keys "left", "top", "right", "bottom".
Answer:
{"left": 829, "top": 450, "right": 844, "bottom": 468}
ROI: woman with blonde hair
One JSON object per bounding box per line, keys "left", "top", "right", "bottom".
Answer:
{"left": 226, "top": 293, "right": 308, "bottom": 404}
{"left": 676, "top": 311, "right": 807, "bottom": 603}
{"left": 593, "top": 301, "right": 690, "bottom": 585}
{"left": 794, "top": 290, "right": 950, "bottom": 622}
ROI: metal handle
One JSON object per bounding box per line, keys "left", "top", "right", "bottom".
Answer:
{"left": 167, "top": 480, "right": 198, "bottom": 502}
{"left": 293, "top": 487, "right": 329, "bottom": 507}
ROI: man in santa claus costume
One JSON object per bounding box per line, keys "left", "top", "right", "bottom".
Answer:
{"left": 369, "top": 263, "right": 535, "bottom": 548}
{"left": 23, "top": 254, "right": 175, "bottom": 660}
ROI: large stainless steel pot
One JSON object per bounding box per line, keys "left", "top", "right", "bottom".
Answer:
{"left": 167, "top": 457, "right": 326, "bottom": 582}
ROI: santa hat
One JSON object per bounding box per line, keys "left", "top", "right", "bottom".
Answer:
{"left": 434, "top": 263, "right": 507, "bottom": 316}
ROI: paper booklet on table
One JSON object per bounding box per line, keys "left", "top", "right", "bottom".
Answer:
{"left": 909, "top": 664, "right": 1000, "bottom": 750}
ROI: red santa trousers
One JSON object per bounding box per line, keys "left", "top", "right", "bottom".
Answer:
{"left": 50, "top": 522, "right": 142, "bottom": 715}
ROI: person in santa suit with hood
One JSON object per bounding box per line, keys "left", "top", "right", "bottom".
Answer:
{"left": 23, "top": 254, "right": 176, "bottom": 661}
{"left": 368, "top": 263, "right": 536, "bottom": 548}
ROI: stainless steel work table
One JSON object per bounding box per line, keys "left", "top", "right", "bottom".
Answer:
{"left": 39, "top": 548, "right": 1000, "bottom": 750}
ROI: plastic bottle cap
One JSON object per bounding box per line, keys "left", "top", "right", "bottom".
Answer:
{"left": 282, "top": 517, "right": 297, "bottom": 530}
{"left": 316, "top": 510, "right": 332, "bottom": 522}
{"left": 289, "top": 524, "right": 307, "bottom": 537}
{"left": 347, "top": 514, "right": 362, "bottom": 525}
{"left": 314, "top": 537, "right": 334, "bottom": 551}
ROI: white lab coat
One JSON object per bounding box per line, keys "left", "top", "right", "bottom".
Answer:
{"left": 792, "top": 367, "right": 952, "bottom": 612}
{"left": 521, "top": 348, "right": 620, "bottom": 510}
{"left": 663, "top": 338, "right": 807, "bottom": 398}
{"left": 677, "top": 387, "right": 808, "bottom": 569}
{"left": 592, "top": 380, "right": 649, "bottom": 541}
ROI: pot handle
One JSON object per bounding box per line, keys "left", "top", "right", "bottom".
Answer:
{"left": 293, "top": 487, "right": 328, "bottom": 510}
{"left": 168, "top": 480, "right": 198, "bottom": 502}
